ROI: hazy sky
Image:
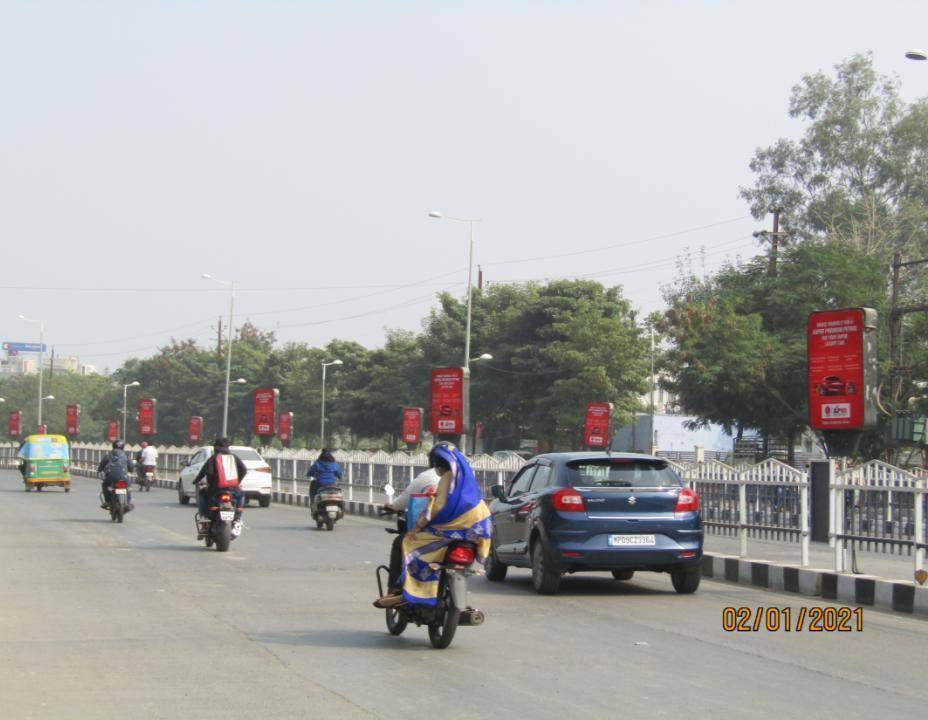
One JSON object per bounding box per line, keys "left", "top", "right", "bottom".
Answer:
{"left": 3, "top": 1, "right": 928, "bottom": 370}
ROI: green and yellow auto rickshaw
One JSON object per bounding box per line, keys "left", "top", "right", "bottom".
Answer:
{"left": 18, "top": 434, "right": 71, "bottom": 492}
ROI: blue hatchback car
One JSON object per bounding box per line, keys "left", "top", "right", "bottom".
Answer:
{"left": 486, "top": 452, "right": 703, "bottom": 594}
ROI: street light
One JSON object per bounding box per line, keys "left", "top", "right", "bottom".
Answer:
{"left": 17, "top": 314, "right": 45, "bottom": 427}
{"left": 429, "top": 210, "right": 482, "bottom": 453}
{"left": 906, "top": 49, "right": 928, "bottom": 61}
{"left": 471, "top": 353, "right": 493, "bottom": 362}
{"left": 320, "top": 359, "right": 343, "bottom": 447}
{"left": 203, "top": 273, "right": 235, "bottom": 436}
{"left": 229, "top": 378, "right": 247, "bottom": 385}
{"left": 121, "top": 381, "right": 140, "bottom": 438}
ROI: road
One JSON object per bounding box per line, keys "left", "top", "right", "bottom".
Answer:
{"left": 2, "top": 470, "right": 926, "bottom": 720}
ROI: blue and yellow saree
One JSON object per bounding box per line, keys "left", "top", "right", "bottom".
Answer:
{"left": 401, "top": 444, "right": 492, "bottom": 606}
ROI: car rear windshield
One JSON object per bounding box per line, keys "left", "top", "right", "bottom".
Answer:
{"left": 231, "top": 448, "right": 263, "bottom": 463}
{"left": 566, "top": 459, "right": 682, "bottom": 488}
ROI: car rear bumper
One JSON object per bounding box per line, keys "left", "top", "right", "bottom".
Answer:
{"left": 549, "top": 531, "right": 702, "bottom": 571}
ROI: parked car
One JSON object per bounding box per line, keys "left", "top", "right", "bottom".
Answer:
{"left": 177, "top": 445, "right": 273, "bottom": 507}
{"left": 486, "top": 452, "right": 702, "bottom": 595}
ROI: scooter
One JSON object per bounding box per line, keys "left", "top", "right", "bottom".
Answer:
{"left": 196, "top": 489, "right": 243, "bottom": 552}
{"left": 375, "top": 508, "right": 485, "bottom": 649}
{"left": 311, "top": 485, "right": 345, "bottom": 531}
{"left": 102, "top": 479, "right": 130, "bottom": 523}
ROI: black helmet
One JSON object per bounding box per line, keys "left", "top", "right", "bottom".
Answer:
{"left": 212, "top": 436, "right": 230, "bottom": 449}
{"left": 112, "top": 439, "right": 125, "bottom": 450}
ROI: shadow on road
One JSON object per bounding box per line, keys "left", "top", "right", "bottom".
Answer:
{"left": 473, "top": 574, "right": 674, "bottom": 598}
{"left": 250, "top": 628, "right": 429, "bottom": 651}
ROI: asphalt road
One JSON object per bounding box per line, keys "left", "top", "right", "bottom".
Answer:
{"left": 2, "top": 470, "right": 927, "bottom": 720}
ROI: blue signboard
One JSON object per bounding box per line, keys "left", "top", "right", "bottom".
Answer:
{"left": 2, "top": 342, "right": 47, "bottom": 353}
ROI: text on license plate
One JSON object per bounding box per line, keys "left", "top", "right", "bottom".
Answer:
{"left": 219, "top": 511, "right": 235, "bottom": 522}
{"left": 114, "top": 488, "right": 127, "bottom": 495}
{"left": 608, "top": 534, "right": 656, "bottom": 547}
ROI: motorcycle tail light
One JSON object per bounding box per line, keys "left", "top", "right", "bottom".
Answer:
{"left": 115, "top": 481, "right": 127, "bottom": 489}
{"left": 447, "top": 544, "right": 476, "bottom": 565}
{"left": 219, "top": 493, "right": 231, "bottom": 502}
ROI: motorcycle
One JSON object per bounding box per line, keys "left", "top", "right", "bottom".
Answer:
{"left": 196, "top": 488, "right": 243, "bottom": 552}
{"left": 102, "top": 479, "right": 130, "bottom": 523}
{"left": 137, "top": 465, "right": 153, "bottom": 492}
{"left": 375, "top": 508, "right": 485, "bottom": 649}
{"left": 311, "top": 485, "right": 345, "bottom": 531}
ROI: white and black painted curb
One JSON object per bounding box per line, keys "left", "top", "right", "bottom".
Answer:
{"left": 73, "top": 468, "right": 928, "bottom": 619}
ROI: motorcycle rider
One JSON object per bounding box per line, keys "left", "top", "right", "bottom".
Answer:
{"left": 306, "top": 449, "right": 343, "bottom": 505}
{"left": 140, "top": 441, "right": 158, "bottom": 483}
{"left": 381, "top": 464, "right": 441, "bottom": 597}
{"left": 98, "top": 439, "right": 135, "bottom": 511}
{"left": 194, "top": 437, "right": 247, "bottom": 534}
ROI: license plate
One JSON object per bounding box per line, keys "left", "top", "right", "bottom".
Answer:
{"left": 327, "top": 508, "right": 339, "bottom": 517}
{"left": 219, "top": 511, "right": 235, "bottom": 522}
{"left": 114, "top": 488, "right": 127, "bottom": 495}
{"left": 608, "top": 534, "right": 656, "bottom": 547}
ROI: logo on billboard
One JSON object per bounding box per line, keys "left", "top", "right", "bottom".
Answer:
{"left": 822, "top": 403, "right": 850, "bottom": 419}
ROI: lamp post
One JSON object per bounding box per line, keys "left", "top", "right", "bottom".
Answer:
{"left": 429, "top": 211, "right": 483, "bottom": 453}
{"left": 320, "top": 359, "right": 343, "bottom": 447}
{"left": 906, "top": 49, "right": 928, "bottom": 61}
{"left": 203, "top": 274, "right": 235, "bottom": 436}
{"left": 121, "top": 381, "right": 140, "bottom": 439}
{"left": 17, "top": 314, "right": 45, "bottom": 427}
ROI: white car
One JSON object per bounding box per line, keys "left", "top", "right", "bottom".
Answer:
{"left": 177, "top": 446, "right": 273, "bottom": 508}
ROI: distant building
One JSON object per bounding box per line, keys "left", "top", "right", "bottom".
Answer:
{"left": 0, "top": 351, "right": 96, "bottom": 376}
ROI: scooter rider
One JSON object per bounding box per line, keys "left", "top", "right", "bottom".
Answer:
{"left": 98, "top": 439, "right": 135, "bottom": 511}
{"left": 140, "top": 442, "right": 158, "bottom": 482}
{"left": 194, "top": 437, "right": 247, "bottom": 527}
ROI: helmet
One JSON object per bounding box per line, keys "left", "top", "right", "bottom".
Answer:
{"left": 112, "top": 439, "right": 125, "bottom": 450}
{"left": 212, "top": 436, "right": 230, "bottom": 449}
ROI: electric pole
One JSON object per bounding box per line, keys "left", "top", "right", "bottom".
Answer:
{"left": 753, "top": 208, "right": 788, "bottom": 276}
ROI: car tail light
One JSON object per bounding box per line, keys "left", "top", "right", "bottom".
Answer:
{"left": 675, "top": 487, "right": 699, "bottom": 515}
{"left": 553, "top": 488, "right": 585, "bottom": 512}
{"left": 115, "top": 480, "right": 127, "bottom": 489}
{"left": 255, "top": 466, "right": 272, "bottom": 473}
{"left": 446, "top": 544, "right": 476, "bottom": 565}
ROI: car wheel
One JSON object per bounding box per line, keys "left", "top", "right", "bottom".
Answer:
{"left": 259, "top": 495, "right": 271, "bottom": 508}
{"left": 178, "top": 481, "right": 190, "bottom": 505}
{"left": 531, "top": 538, "right": 561, "bottom": 595}
{"left": 612, "top": 570, "right": 635, "bottom": 581}
{"left": 670, "top": 566, "right": 701, "bottom": 594}
{"left": 485, "top": 541, "right": 508, "bottom": 582}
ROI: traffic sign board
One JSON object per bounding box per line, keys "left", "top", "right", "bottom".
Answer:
{"left": 3, "top": 342, "right": 47, "bottom": 353}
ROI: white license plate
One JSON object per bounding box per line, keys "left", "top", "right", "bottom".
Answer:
{"left": 608, "top": 534, "right": 656, "bottom": 547}
{"left": 327, "top": 508, "right": 339, "bottom": 517}
{"left": 219, "top": 511, "right": 235, "bottom": 522}
{"left": 114, "top": 488, "right": 127, "bottom": 495}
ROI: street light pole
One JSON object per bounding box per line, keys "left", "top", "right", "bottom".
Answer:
{"left": 320, "top": 359, "right": 343, "bottom": 447}
{"left": 429, "top": 211, "right": 480, "bottom": 453}
{"left": 203, "top": 274, "right": 235, "bottom": 436}
{"left": 122, "top": 381, "right": 140, "bottom": 439}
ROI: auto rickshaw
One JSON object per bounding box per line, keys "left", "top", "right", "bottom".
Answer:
{"left": 18, "top": 434, "right": 71, "bottom": 492}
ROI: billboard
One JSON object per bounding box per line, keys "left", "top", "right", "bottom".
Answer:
{"left": 188, "top": 416, "right": 203, "bottom": 444}
{"left": 807, "top": 308, "right": 878, "bottom": 431}
{"left": 66, "top": 404, "right": 80, "bottom": 436}
{"left": 8, "top": 410, "right": 22, "bottom": 438}
{"left": 138, "top": 398, "right": 157, "bottom": 436}
{"left": 107, "top": 421, "right": 119, "bottom": 443}
{"left": 430, "top": 368, "right": 463, "bottom": 435}
{"left": 253, "top": 388, "right": 279, "bottom": 436}
{"left": 2, "top": 341, "right": 47, "bottom": 353}
{"left": 402, "top": 407, "right": 422, "bottom": 445}
{"left": 278, "top": 411, "right": 294, "bottom": 443}
{"left": 584, "top": 402, "right": 612, "bottom": 448}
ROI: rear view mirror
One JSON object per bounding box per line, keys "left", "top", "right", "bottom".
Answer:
{"left": 491, "top": 485, "right": 507, "bottom": 500}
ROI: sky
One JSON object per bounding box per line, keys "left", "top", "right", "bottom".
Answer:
{"left": 3, "top": 1, "right": 928, "bottom": 371}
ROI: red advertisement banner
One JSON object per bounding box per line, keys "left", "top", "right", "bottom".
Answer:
{"left": 584, "top": 402, "right": 612, "bottom": 448}
{"left": 278, "top": 412, "right": 294, "bottom": 443}
{"left": 138, "top": 398, "right": 157, "bottom": 436}
{"left": 253, "top": 388, "right": 279, "bottom": 436}
{"left": 188, "top": 416, "right": 203, "bottom": 444}
{"left": 807, "top": 309, "right": 866, "bottom": 430}
{"left": 66, "top": 403, "right": 80, "bottom": 436}
{"left": 37, "top": 424, "right": 47, "bottom": 434}
{"left": 402, "top": 407, "right": 422, "bottom": 444}
{"left": 8, "top": 410, "right": 22, "bottom": 438}
{"left": 430, "top": 368, "right": 463, "bottom": 435}
{"left": 107, "top": 421, "right": 119, "bottom": 443}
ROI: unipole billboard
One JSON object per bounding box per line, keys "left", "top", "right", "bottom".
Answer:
{"left": 8, "top": 410, "right": 22, "bottom": 438}
{"left": 430, "top": 368, "right": 464, "bottom": 436}
{"left": 402, "top": 407, "right": 422, "bottom": 445}
{"left": 278, "top": 411, "right": 294, "bottom": 444}
{"left": 807, "top": 308, "right": 878, "bottom": 431}
{"left": 253, "top": 388, "right": 279, "bottom": 437}
{"left": 138, "top": 398, "right": 157, "bottom": 436}
{"left": 188, "top": 416, "right": 203, "bottom": 444}
{"left": 584, "top": 402, "right": 612, "bottom": 448}
{"left": 65, "top": 403, "right": 80, "bottom": 437}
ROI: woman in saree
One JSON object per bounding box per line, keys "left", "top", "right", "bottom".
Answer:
{"left": 375, "top": 442, "right": 492, "bottom": 608}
